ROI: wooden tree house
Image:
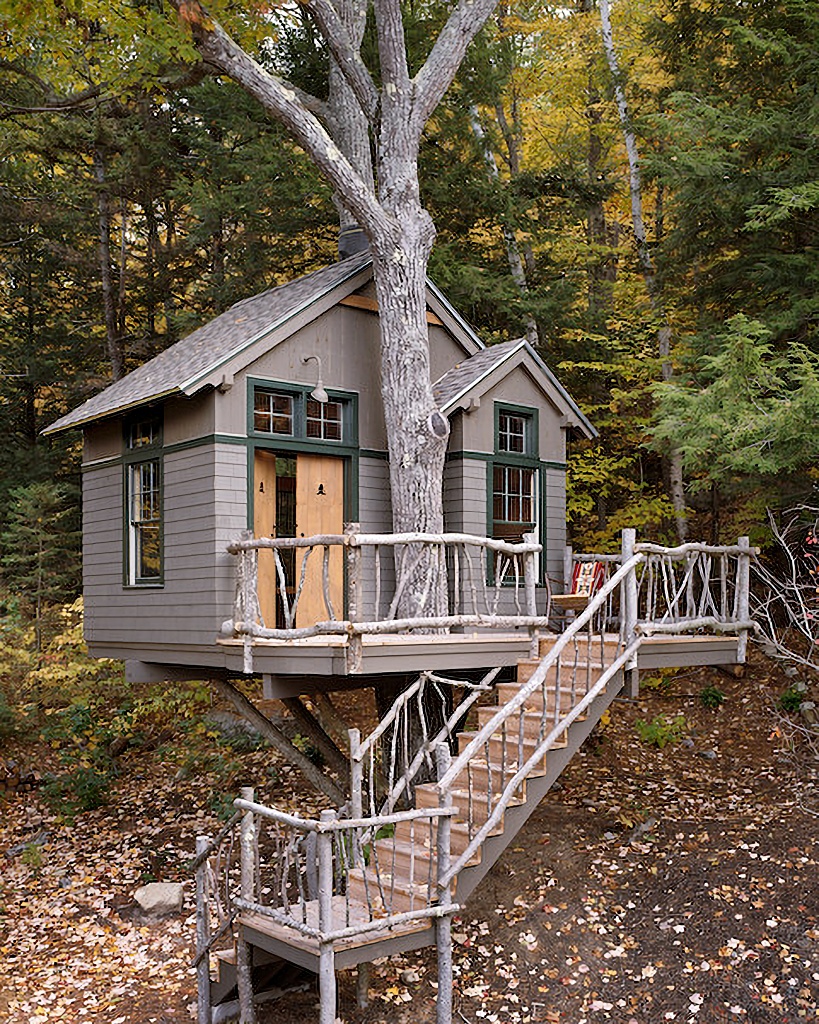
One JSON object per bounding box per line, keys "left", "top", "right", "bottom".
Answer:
{"left": 46, "top": 256, "right": 755, "bottom": 1023}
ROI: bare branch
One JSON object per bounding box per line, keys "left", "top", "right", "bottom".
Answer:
{"left": 411, "top": 0, "right": 499, "bottom": 133}
{"left": 170, "top": 1, "right": 387, "bottom": 238}
{"left": 303, "top": 0, "right": 379, "bottom": 123}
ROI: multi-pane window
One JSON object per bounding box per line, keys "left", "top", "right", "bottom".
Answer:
{"left": 125, "top": 414, "right": 163, "bottom": 585}
{"left": 253, "top": 387, "right": 347, "bottom": 442}
{"left": 493, "top": 465, "right": 535, "bottom": 527}
{"left": 498, "top": 411, "right": 528, "bottom": 454}
{"left": 491, "top": 407, "right": 539, "bottom": 561}
{"left": 306, "top": 398, "right": 342, "bottom": 440}
{"left": 254, "top": 391, "right": 294, "bottom": 434}
{"left": 128, "top": 460, "right": 162, "bottom": 581}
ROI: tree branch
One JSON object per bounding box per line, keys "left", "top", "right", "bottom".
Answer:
{"left": 412, "top": 0, "right": 499, "bottom": 133}
{"left": 169, "top": 1, "right": 387, "bottom": 238}
{"left": 375, "top": 0, "right": 410, "bottom": 96}
{"left": 303, "top": 0, "right": 379, "bottom": 123}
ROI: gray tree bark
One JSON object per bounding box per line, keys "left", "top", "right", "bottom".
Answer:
{"left": 599, "top": 0, "right": 688, "bottom": 542}
{"left": 171, "top": 0, "right": 500, "bottom": 613}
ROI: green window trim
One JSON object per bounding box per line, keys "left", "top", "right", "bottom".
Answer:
{"left": 248, "top": 377, "right": 359, "bottom": 448}
{"left": 489, "top": 402, "right": 543, "bottom": 585}
{"left": 123, "top": 412, "right": 164, "bottom": 587}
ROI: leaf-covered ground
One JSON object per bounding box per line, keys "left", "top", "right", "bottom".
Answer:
{"left": 1, "top": 651, "right": 817, "bottom": 1024}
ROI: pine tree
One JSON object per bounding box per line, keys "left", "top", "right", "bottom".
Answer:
{"left": 1, "top": 483, "right": 81, "bottom": 649}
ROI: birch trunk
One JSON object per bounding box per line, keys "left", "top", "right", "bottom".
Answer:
{"left": 599, "top": 0, "right": 688, "bottom": 541}
{"left": 469, "top": 107, "right": 538, "bottom": 347}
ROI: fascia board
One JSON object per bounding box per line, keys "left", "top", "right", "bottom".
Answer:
{"left": 180, "top": 262, "right": 375, "bottom": 396}
{"left": 425, "top": 278, "right": 485, "bottom": 356}
{"left": 42, "top": 388, "right": 180, "bottom": 436}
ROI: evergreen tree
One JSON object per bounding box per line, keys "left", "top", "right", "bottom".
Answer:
{"left": 0, "top": 482, "right": 81, "bottom": 648}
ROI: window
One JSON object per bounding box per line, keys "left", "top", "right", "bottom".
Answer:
{"left": 306, "top": 398, "right": 342, "bottom": 440}
{"left": 493, "top": 465, "right": 535, "bottom": 532}
{"left": 498, "top": 411, "right": 528, "bottom": 454}
{"left": 125, "top": 414, "right": 163, "bottom": 585}
{"left": 252, "top": 384, "right": 351, "bottom": 444}
{"left": 254, "top": 391, "right": 294, "bottom": 435}
{"left": 490, "top": 405, "right": 540, "bottom": 570}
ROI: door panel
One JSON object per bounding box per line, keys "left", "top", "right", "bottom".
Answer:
{"left": 295, "top": 454, "right": 345, "bottom": 626}
{"left": 253, "top": 450, "right": 278, "bottom": 628}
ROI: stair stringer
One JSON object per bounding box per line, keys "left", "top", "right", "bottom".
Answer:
{"left": 452, "top": 668, "right": 624, "bottom": 905}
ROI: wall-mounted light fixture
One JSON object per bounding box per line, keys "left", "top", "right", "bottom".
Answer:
{"left": 301, "top": 354, "right": 329, "bottom": 403}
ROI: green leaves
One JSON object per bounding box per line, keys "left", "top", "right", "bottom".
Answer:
{"left": 653, "top": 315, "right": 819, "bottom": 492}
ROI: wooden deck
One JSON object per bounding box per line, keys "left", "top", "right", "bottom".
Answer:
{"left": 241, "top": 899, "right": 435, "bottom": 972}
{"left": 213, "top": 630, "right": 740, "bottom": 683}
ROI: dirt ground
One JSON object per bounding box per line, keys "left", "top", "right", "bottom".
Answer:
{"left": 1, "top": 649, "right": 817, "bottom": 1024}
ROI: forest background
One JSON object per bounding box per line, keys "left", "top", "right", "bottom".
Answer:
{"left": 1, "top": 0, "right": 818, "bottom": 620}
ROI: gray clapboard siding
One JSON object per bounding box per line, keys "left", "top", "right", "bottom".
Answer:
{"left": 357, "top": 456, "right": 393, "bottom": 618}
{"left": 83, "top": 442, "right": 246, "bottom": 649}
{"left": 542, "top": 466, "right": 566, "bottom": 590}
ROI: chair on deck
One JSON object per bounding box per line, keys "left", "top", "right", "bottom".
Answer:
{"left": 551, "top": 560, "right": 606, "bottom": 614}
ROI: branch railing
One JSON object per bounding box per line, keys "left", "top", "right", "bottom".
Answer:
{"left": 348, "top": 532, "right": 756, "bottom": 891}
{"left": 225, "top": 528, "right": 551, "bottom": 672}
{"left": 194, "top": 778, "right": 459, "bottom": 1024}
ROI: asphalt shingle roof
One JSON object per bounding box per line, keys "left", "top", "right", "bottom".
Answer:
{"left": 45, "top": 254, "right": 372, "bottom": 434}
{"left": 433, "top": 338, "right": 525, "bottom": 409}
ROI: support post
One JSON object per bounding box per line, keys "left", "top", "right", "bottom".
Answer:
{"left": 345, "top": 523, "right": 363, "bottom": 673}
{"left": 347, "top": 733, "right": 371, "bottom": 1008}
{"left": 736, "top": 535, "right": 751, "bottom": 664}
{"left": 356, "top": 962, "right": 371, "bottom": 1009}
{"left": 621, "top": 529, "right": 639, "bottom": 698}
{"left": 195, "top": 835, "right": 212, "bottom": 1024}
{"left": 318, "top": 810, "right": 337, "bottom": 1024}
{"left": 523, "top": 531, "right": 539, "bottom": 658}
{"left": 237, "top": 787, "right": 256, "bottom": 1024}
{"left": 435, "top": 744, "right": 454, "bottom": 1024}
{"left": 240, "top": 531, "right": 257, "bottom": 676}
{"left": 563, "top": 544, "right": 573, "bottom": 597}
{"left": 348, "top": 728, "right": 364, "bottom": 868}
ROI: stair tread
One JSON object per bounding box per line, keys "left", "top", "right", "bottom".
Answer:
{"left": 239, "top": 895, "right": 433, "bottom": 953}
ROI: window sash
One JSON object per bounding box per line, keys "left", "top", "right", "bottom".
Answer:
{"left": 493, "top": 464, "right": 535, "bottom": 526}
{"left": 254, "top": 391, "right": 294, "bottom": 435}
{"left": 498, "top": 411, "right": 528, "bottom": 454}
{"left": 128, "top": 459, "right": 162, "bottom": 582}
{"left": 306, "top": 398, "right": 342, "bottom": 440}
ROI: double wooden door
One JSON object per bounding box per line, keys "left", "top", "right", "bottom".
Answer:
{"left": 253, "top": 451, "right": 345, "bottom": 628}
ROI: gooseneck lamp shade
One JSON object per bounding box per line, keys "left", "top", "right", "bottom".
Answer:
{"left": 301, "top": 354, "right": 329, "bottom": 403}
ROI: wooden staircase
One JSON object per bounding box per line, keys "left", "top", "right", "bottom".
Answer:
{"left": 209, "top": 635, "right": 627, "bottom": 1012}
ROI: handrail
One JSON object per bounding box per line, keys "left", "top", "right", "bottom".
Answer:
{"left": 437, "top": 637, "right": 643, "bottom": 887}
{"left": 233, "top": 797, "right": 456, "bottom": 833}
{"left": 436, "top": 552, "right": 645, "bottom": 794}
{"left": 228, "top": 531, "right": 542, "bottom": 555}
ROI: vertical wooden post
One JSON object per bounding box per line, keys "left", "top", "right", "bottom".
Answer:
{"left": 435, "top": 743, "right": 454, "bottom": 1024}
{"left": 349, "top": 728, "right": 363, "bottom": 867}
{"left": 523, "top": 531, "right": 539, "bottom": 658}
{"left": 345, "top": 523, "right": 363, "bottom": 673}
{"left": 318, "top": 809, "right": 337, "bottom": 1024}
{"left": 736, "top": 535, "right": 751, "bottom": 664}
{"left": 240, "top": 532, "right": 257, "bottom": 675}
{"left": 195, "top": 835, "right": 212, "bottom": 1024}
{"left": 621, "top": 529, "right": 639, "bottom": 698}
{"left": 237, "top": 787, "right": 256, "bottom": 1024}
{"left": 563, "top": 544, "right": 573, "bottom": 597}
